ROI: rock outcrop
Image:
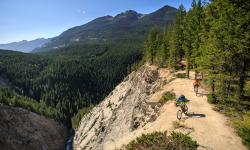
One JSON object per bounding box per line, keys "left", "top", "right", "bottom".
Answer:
{"left": 0, "top": 105, "right": 67, "bottom": 150}
{"left": 74, "top": 65, "right": 167, "bottom": 150}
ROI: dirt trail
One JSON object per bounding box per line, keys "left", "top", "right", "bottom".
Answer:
{"left": 115, "top": 69, "right": 247, "bottom": 150}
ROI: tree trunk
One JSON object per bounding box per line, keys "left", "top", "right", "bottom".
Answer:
{"left": 239, "top": 60, "right": 247, "bottom": 99}
{"left": 211, "top": 66, "right": 215, "bottom": 93}
{"left": 212, "top": 79, "right": 215, "bottom": 93}
{"left": 186, "top": 61, "right": 190, "bottom": 78}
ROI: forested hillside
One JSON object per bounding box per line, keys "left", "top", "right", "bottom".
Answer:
{"left": 143, "top": 0, "right": 250, "bottom": 147}
{"left": 0, "top": 42, "right": 142, "bottom": 126}
{"left": 0, "top": 5, "right": 178, "bottom": 126}
{"left": 0, "top": 5, "right": 174, "bottom": 126}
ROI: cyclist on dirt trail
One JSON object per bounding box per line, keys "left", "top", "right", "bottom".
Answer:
{"left": 176, "top": 94, "right": 188, "bottom": 114}
{"left": 193, "top": 79, "right": 200, "bottom": 94}
{"left": 176, "top": 94, "right": 187, "bottom": 106}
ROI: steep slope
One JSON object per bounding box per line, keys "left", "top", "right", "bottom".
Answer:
{"left": 74, "top": 65, "right": 247, "bottom": 150}
{"left": 0, "top": 38, "right": 51, "bottom": 52}
{"left": 0, "top": 105, "right": 67, "bottom": 150}
{"left": 34, "top": 5, "right": 177, "bottom": 52}
{"left": 73, "top": 65, "right": 165, "bottom": 149}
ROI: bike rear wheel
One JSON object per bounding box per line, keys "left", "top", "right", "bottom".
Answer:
{"left": 177, "top": 109, "right": 182, "bottom": 120}
{"left": 195, "top": 86, "right": 198, "bottom": 95}
{"left": 183, "top": 104, "right": 188, "bottom": 113}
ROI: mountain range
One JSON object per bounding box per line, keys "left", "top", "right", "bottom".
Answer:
{"left": 0, "top": 5, "right": 177, "bottom": 53}
{"left": 0, "top": 38, "right": 51, "bottom": 52}
{"left": 35, "top": 5, "right": 177, "bottom": 52}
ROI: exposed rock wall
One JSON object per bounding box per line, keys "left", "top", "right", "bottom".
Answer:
{"left": 74, "top": 65, "right": 165, "bottom": 150}
{"left": 0, "top": 105, "right": 67, "bottom": 150}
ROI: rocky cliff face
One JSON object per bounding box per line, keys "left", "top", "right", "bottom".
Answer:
{"left": 0, "top": 105, "right": 67, "bottom": 150}
{"left": 73, "top": 65, "right": 168, "bottom": 150}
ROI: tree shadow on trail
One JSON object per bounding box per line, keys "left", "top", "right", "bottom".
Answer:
{"left": 195, "top": 92, "right": 209, "bottom": 97}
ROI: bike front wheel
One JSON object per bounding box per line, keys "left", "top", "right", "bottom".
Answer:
{"left": 177, "top": 109, "right": 182, "bottom": 120}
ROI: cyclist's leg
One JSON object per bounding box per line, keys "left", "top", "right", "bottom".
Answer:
{"left": 195, "top": 86, "right": 198, "bottom": 95}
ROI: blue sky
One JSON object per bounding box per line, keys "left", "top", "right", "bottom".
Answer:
{"left": 0, "top": 0, "right": 192, "bottom": 44}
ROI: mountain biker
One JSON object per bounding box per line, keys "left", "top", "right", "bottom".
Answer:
{"left": 176, "top": 94, "right": 188, "bottom": 113}
{"left": 176, "top": 94, "right": 186, "bottom": 106}
{"left": 193, "top": 79, "right": 200, "bottom": 93}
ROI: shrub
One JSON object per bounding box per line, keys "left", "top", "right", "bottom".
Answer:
{"left": 207, "top": 92, "right": 218, "bottom": 104}
{"left": 160, "top": 91, "right": 176, "bottom": 104}
{"left": 175, "top": 73, "right": 186, "bottom": 78}
{"left": 233, "top": 112, "right": 250, "bottom": 149}
{"left": 122, "top": 131, "right": 198, "bottom": 150}
{"left": 172, "top": 121, "right": 184, "bottom": 129}
{"left": 164, "top": 78, "right": 176, "bottom": 85}
{"left": 71, "top": 105, "right": 94, "bottom": 129}
{"left": 0, "top": 87, "right": 63, "bottom": 122}
{"left": 168, "top": 132, "right": 198, "bottom": 150}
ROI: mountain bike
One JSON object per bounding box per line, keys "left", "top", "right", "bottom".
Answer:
{"left": 177, "top": 102, "right": 188, "bottom": 120}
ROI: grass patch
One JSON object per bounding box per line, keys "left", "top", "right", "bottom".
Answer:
{"left": 107, "top": 100, "right": 114, "bottom": 110}
{"left": 232, "top": 112, "right": 250, "bottom": 149}
{"left": 213, "top": 103, "right": 250, "bottom": 149}
{"left": 122, "top": 131, "right": 198, "bottom": 150}
{"left": 164, "top": 78, "right": 176, "bottom": 85}
{"left": 244, "top": 81, "right": 250, "bottom": 96}
{"left": 71, "top": 105, "right": 94, "bottom": 130}
{"left": 175, "top": 73, "right": 186, "bottom": 78}
{"left": 160, "top": 91, "right": 176, "bottom": 104}
{"left": 207, "top": 92, "right": 218, "bottom": 104}
{"left": 172, "top": 121, "right": 185, "bottom": 129}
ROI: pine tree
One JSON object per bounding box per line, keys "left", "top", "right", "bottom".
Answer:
{"left": 161, "top": 27, "right": 171, "bottom": 67}
{"left": 144, "top": 27, "right": 160, "bottom": 64}
{"left": 155, "top": 33, "right": 163, "bottom": 66}
{"left": 198, "top": 0, "right": 250, "bottom": 101}
{"left": 168, "top": 5, "right": 186, "bottom": 70}
{"left": 183, "top": 0, "right": 204, "bottom": 78}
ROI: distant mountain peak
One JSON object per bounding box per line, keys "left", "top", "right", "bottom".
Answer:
{"left": 93, "top": 15, "right": 113, "bottom": 22}
{"left": 143, "top": 5, "right": 177, "bottom": 21}
{"left": 114, "top": 10, "right": 142, "bottom": 20}
{"left": 156, "top": 5, "right": 177, "bottom": 13}
{"left": 124, "top": 10, "right": 139, "bottom": 15}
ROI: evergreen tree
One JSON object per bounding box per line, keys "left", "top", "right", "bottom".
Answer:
{"left": 183, "top": 0, "right": 204, "bottom": 78}
{"left": 161, "top": 27, "right": 171, "bottom": 67}
{"left": 168, "top": 5, "right": 186, "bottom": 70}
{"left": 198, "top": 0, "right": 250, "bottom": 101}
{"left": 144, "top": 27, "right": 160, "bottom": 64}
{"left": 155, "top": 33, "right": 164, "bottom": 66}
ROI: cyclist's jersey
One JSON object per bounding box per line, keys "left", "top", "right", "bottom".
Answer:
{"left": 193, "top": 80, "right": 200, "bottom": 86}
{"left": 179, "top": 101, "right": 185, "bottom": 106}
